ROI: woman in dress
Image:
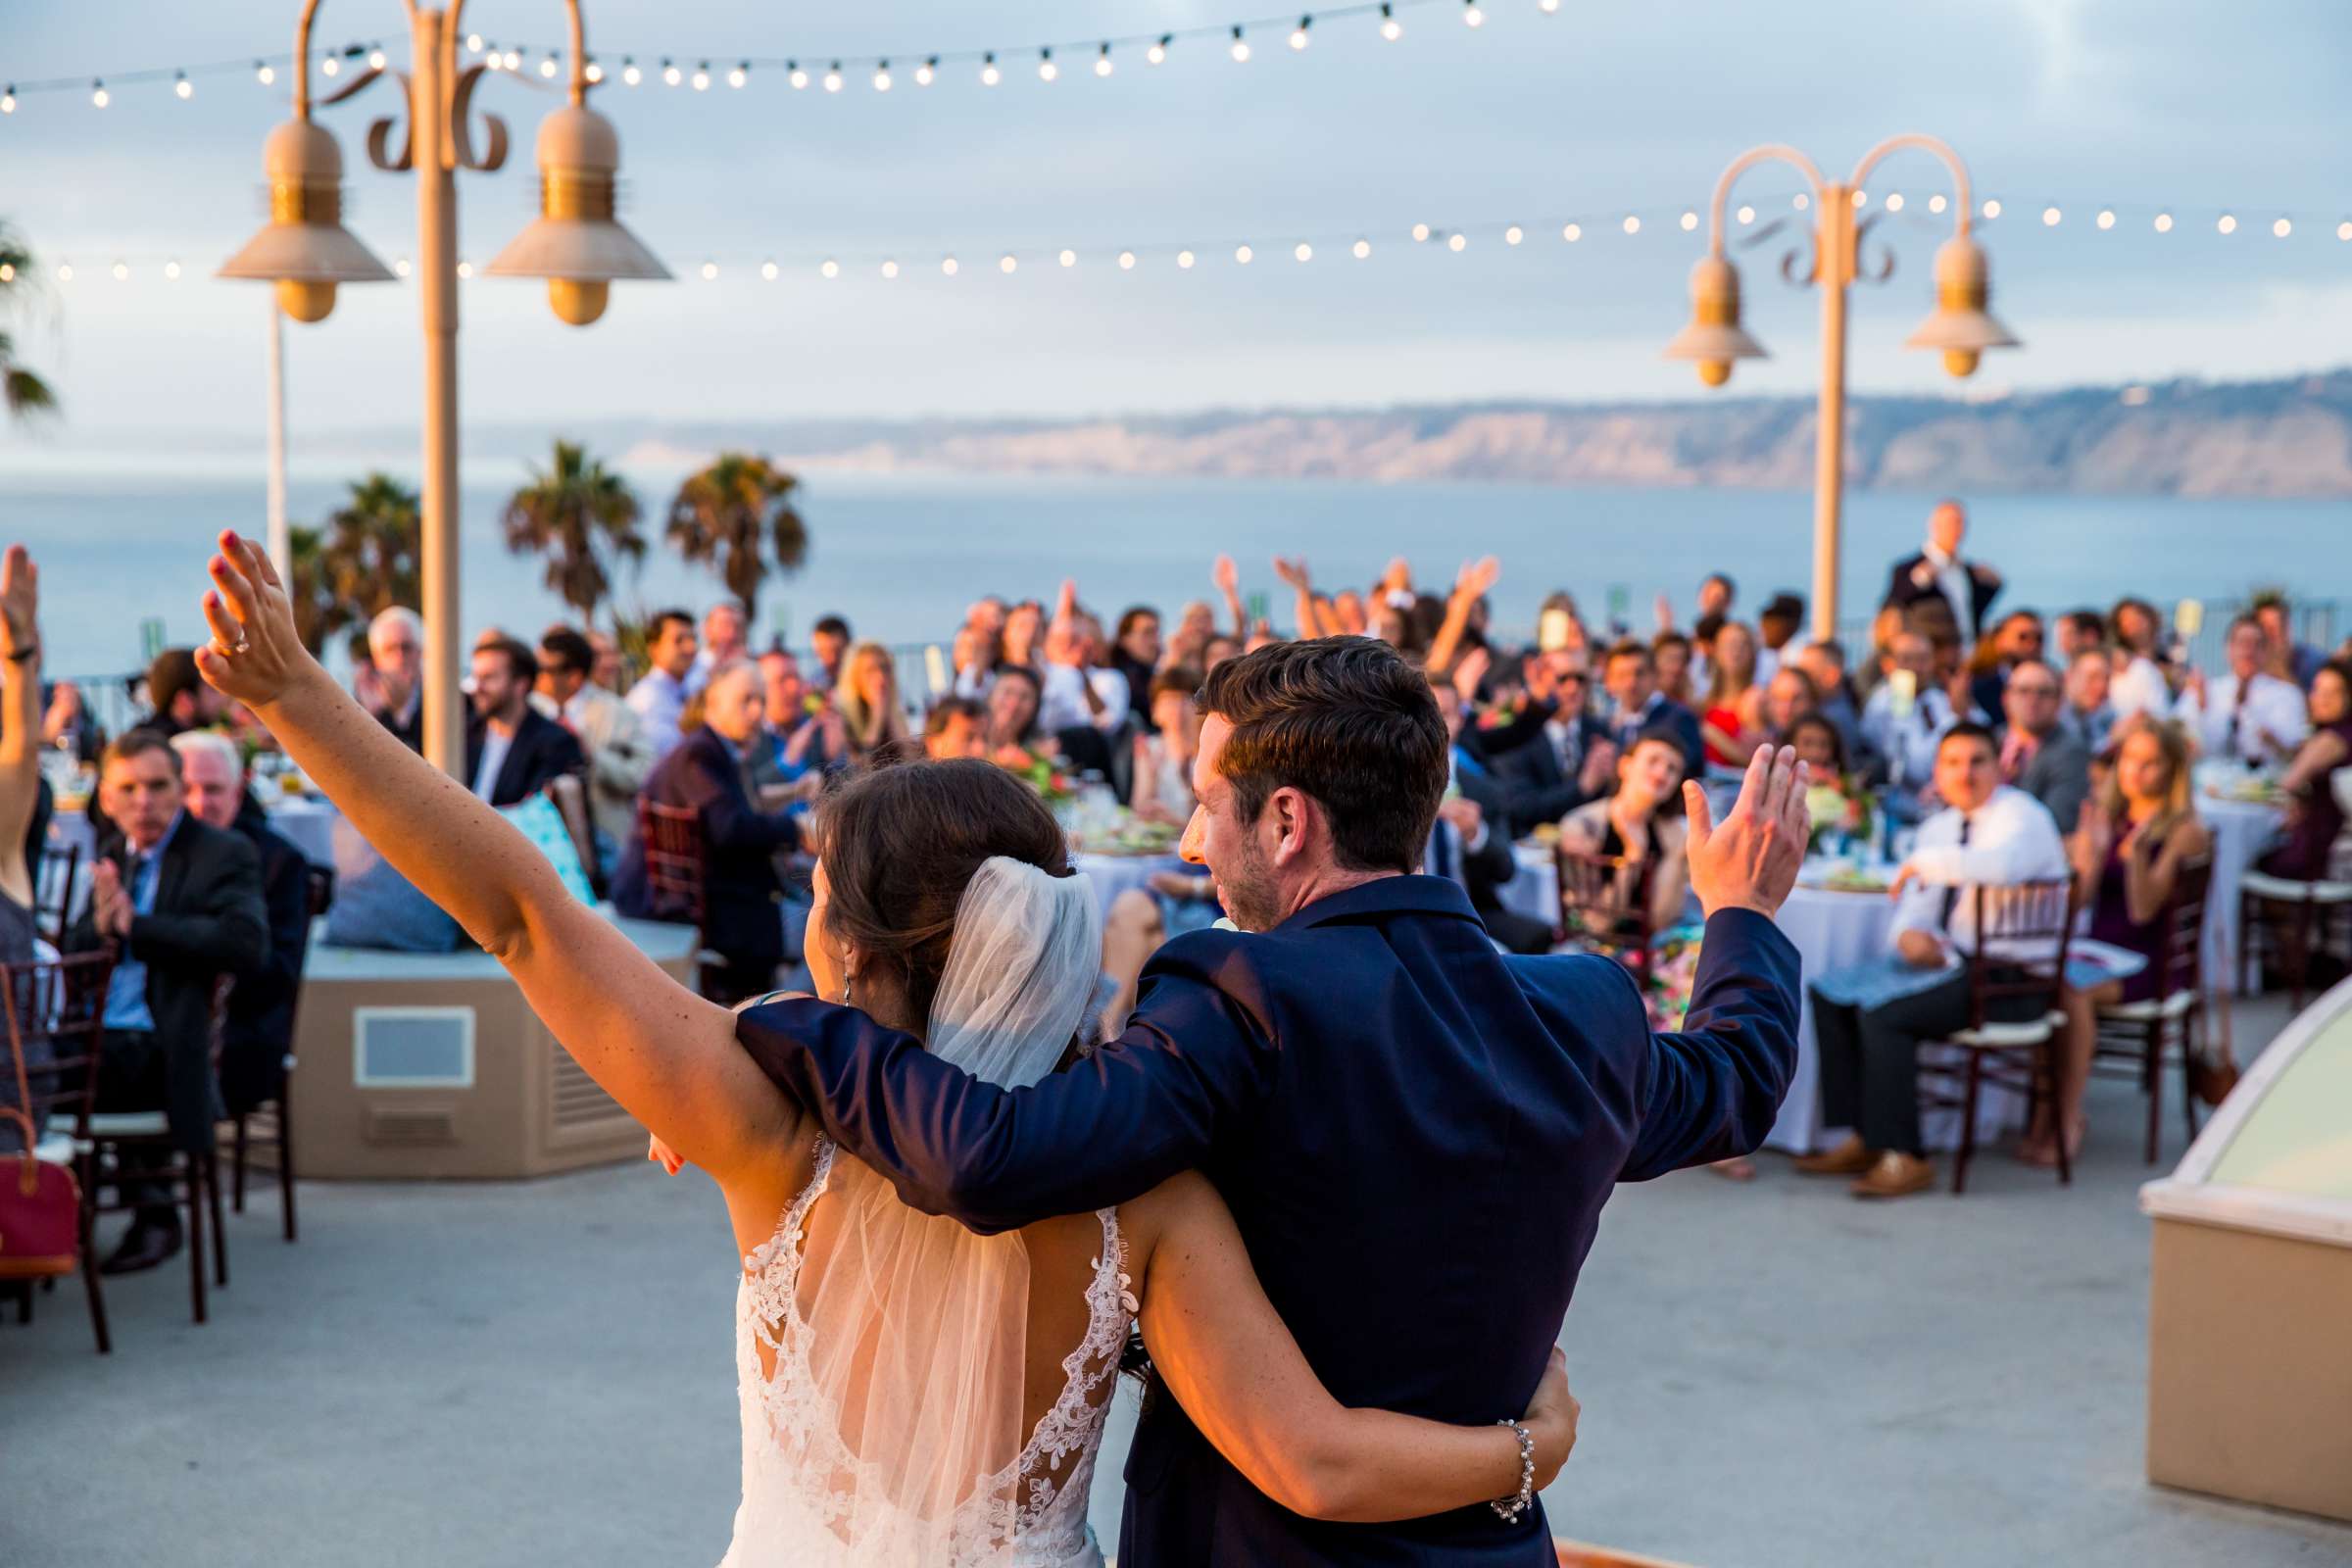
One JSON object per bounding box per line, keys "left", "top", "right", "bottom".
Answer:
{"left": 1556, "top": 729, "right": 1692, "bottom": 944}
{"left": 0, "top": 547, "right": 44, "bottom": 1152}
{"left": 2049, "top": 716, "right": 2213, "bottom": 1167}
{"left": 2107, "top": 597, "right": 2176, "bottom": 720}
{"left": 2256, "top": 659, "right": 2352, "bottom": 882}
{"left": 190, "top": 532, "right": 1576, "bottom": 1568}
{"left": 1126, "top": 667, "right": 1202, "bottom": 826}
{"left": 980, "top": 664, "right": 1055, "bottom": 770}
{"left": 835, "top": 640, "right": 912, "bottom": 762}
{"left": 1699, "top": 620, "right": 1766, "bottom": 769}
{"left": 1651, "top": 630, "right": 1696, "bottom": 710}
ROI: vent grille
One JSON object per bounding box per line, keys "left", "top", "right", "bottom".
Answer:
{"left": 552, "top": 1052, "right": 626, "bottom": 1129}
{"left": 367, "top": 1107, "right": 458, "bottom": 1147}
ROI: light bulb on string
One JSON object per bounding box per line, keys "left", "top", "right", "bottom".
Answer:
{"left": 1150, "top": 36, "right": 1171, "bottom": 64}
{"left": 0, "top": 265, "right": 15, "bottom": 282}
{"left": 393, "top": 257, "right": 412, "bottom": 277}
{"left": 788, "top": 62, "right": 808, "bottom": 89}
{"left": 1118, "top": 251, "right": 1137, "bottom": 270}
{"left": 1000, "top": 254, "right": 1017, "bottom": 273}
{"left": 1505, "top": 224, "right": 1523, "bottom": 245}
{"left": 456, "top": 260, "right": 473, "bottom": 278}
{"left": 1231, "top": 27, "right": 1251, "bottom": 62}
{"left": 1463, "top": 1, "right": 1485, "bottom": 27}
{"left": 1884, "top": 192, "right": 1904, "bottom": 212}
{"left": 466, "top": 33, "right": 483, "bottom": 53}
{"left": 1736, "top": 204, "right": 1754, "bottom": 224}
{"left": 916, "top": 58, "right": 937, "bottom": 85}
{"left": 2338, "top": 221, "right": 2352, "bottom": 242}
{"left": 2153, "top": 212, "right": 2173, "bottom": 232}
{"left": 1561, "top": 222, "right": 1581, "bottom": 241}
{"left": 1850, "top": 188, "right": 1866, "bottom": 208}
{"left": 1038, "top": 50, "right": 1057, "bottom": 82}
{"left": 2217, "top": 214, "right": 2236, "bottom": 234}
{"left": 1291, "top": 17, "right": 1312, "bottom": 50}
{"left": 503, "top": 50, "right": 520, "bottom": 71}
{"left": 873, "top": 62, "right": 892, "bottom": 91}
{"left": 1411, "top": 222, "right": 1431, "bottom": 242}
{"left": 541, "top": 55, "right": 560, "bottom": 79}
{"left": 760, "top": 260, "right": 778, "bottom": 280}
{"left": 1981, "top": 198, "right": 2001, "bottom": 219}
{"left": 585, "top": 60, "right": 604, "bottom": 83}
{"left": 3, "top": 86, "right": 19, "bottom": 112}
{"left": 1792, "top": 192, "right": 1809, "bottom": 211}
{"left": 699, "top": 261, "right": 717, "bottom": 280}
{"left": 175, "top": 73, "right": 193, "bottom": 99}
{"left": 1294, "top": 242, "right": 1312, "bottom": 262}
{"left": 980, "top": 54, "right": 1001, "bottom": 86}
{"left": 484, "top": 49, "right": 502, "bottom": 73}
{"left": 943, "top": 256, "right": 959, "bottom": 275}
{"left": 1059, "top": 249, "right": 1077, "bottom": 268}
{"left": 56, "top": 264, "right": 73, "bottom": 282}
{"left": 91, "top": 80, "right": 108, "bottom": 108}
{"left": 881, "top": 260, "right": 900, "bottom": 278}
{"left": 662, "top": 60, "right": 681, "bottom": 86}
{"left": 1352, "top": 237, "right": 1371, "bottom": 259}
{"left": 2042, "top": 206, "right": 2061, "bottom": 226}
{"left": 369, "top": 47, "right": 387, "bottom": 70}
{"left": 1621, "top": 215, "right": 1640, "bottom": 234}
{"left": 1928, "top": 193, "right": 1946, "bottom": 214}
{"left": 1380, "top": 4, "right": 1403, "bottom": 40}
{"left": 112, "top": 261, "right": 128, "bottom": 281}
{"left": 320, "top": 55, "right": 339, "bottom": 77}
{"left": 692, "top": 64, "right": 711, "bottom": 91}
{"left": 1447, "top": 232, "right": 1466, "bottom": 252}
{"left": 2096, "top": 209, "right": 2115, "bottom": 229}
{"left": 1177, "top": 249, "right": 1196, "bottom": 269}
{"left": 622, "top": 58, "right": 643, "bottom": 85}
{"left": 164, "top": 260, "right": 180, "bottom": 280}
{"left": 1540, "top": 0, "right": 1560, "bottom": 11}
{"left": 729, "top": 63, "right": 749, "bottom": 88}
{"left": 823, "top": 63, "right": 843, "bottom": 92}
{"left": 1680, "top": 210, "right": 1697, "bottom": 230}
{"left": 255, "top": 62, "right": 273, "bottom": 85}
{"left": 820, "top": 259, "right": 840, "bottom": 278}
{"left": 1235, "top": 244, "right": 1253, "bottom": 264}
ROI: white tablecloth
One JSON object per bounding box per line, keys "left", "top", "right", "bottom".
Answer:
{"left": 1498, "top": 843, "right": 1556, "bottom": 926}
{"left": 1074, "top": 852, "right": 1184, "bottom": 928}
{"left": 2196, "top": 796, "right": 2285, "bottom": 994}
{"left": 264, "top": 796, "right": 341, "bottom": 868}
{"left": 1767, "top": 876, "right": 2026, "bottom": 1156}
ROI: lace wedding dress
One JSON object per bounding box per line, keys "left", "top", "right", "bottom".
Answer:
{"left": 713, "top": 858, "right": 1124, "bottom": 1568}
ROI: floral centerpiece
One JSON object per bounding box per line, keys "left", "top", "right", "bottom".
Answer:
{"left": 1804, "top": 777, "right": 1874, "bottom": 857}
{"left": 1641, "top": 926, "right": 1704, "bottom": 1030}
{"left": 999, "top": 746, "right": 1076, "bottom": 809}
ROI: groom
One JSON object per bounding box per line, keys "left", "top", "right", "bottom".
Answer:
{"left": 737, "top": 637, "right": 1807, "bottom": 1564}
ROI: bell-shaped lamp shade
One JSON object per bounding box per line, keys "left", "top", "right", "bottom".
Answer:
{"left": 218, "top": 120, "right": 396, "bottom": 323}
{"left": 485, "top": 105, "right": 669, "bottom": 325}
{"left": 1663, "top": 255, "right": 1767, "bottom": 387}
{"left": 1902, "top": 234, "right": 2019, "bottom": 378}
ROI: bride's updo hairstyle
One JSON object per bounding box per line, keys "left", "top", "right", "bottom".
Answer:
{"left": 810, "top": 758, "right": 1073, "bottom": 1030}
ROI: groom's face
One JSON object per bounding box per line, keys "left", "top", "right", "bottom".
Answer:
{"left": 1184, "top": 714, "right": 1279, "bottom": 931}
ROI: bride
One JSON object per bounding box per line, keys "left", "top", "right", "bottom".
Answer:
{"left": 191, "top": 533, "right": 1577, "bottom": 1566}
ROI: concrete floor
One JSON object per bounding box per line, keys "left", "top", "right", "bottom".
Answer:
{"left": 6, "top": 996, "right": 2350, "bottom": 1568}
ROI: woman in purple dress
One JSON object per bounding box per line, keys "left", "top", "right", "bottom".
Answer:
{"left": 2256, "top": 659, "right": 2352, "bottom": 882}
{"left": 2046, "top": 716, "right": 2211, "bottom": 1168}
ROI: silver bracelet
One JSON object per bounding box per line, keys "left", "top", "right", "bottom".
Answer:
{"left": 1492, "top": 1418, "right": 1536, "bottom": 1523}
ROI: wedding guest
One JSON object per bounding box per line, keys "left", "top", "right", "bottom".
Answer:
{"left": 1130, "top": 667, "right": 1203, "bottom": 824}
{"left": 2047, "top": 717, "right": 2211, "bottom": 1168}
{"left": 534, "top": 627, "right": 657, "bottom": 859}
{"left": 1861, "top": 630, "right": 1961, "bottom": 792}
{"left": 1760, "top": 666, "right": 1821, "bottom": 746}
{"left": 921, "top": 697, "right": 987, "bottom": 761}
{"left": 0, "top": 551, "right": 45, "bottom": 1153}
{"left": 761, "top": 649, "right": 844, "bottom": 780}
{"left": 354, "top": 607, "right": 425, "bottom": 751}
{"left": 1202, "top": 633, "right": 1242, "bottom": 673}
{"left": 1111, "top": 607, "right": 1162, "bottom": 724}
{"left": 808, "top": 614, "right": 853, "bottom": 694}
{"left": 1037, "top": 583, "right": 1131, "bottom": 740}
{"left": 625, "top": 610, "right": 700, "bottom": 760}
{"left": 1700, "top": 621, "right": 1769, "bottom": 768}
{"left": 144, "top": 647, "right": 231, "bottom": 737}
{"left": 1556, "top": 729, "right": 1692, "bottom": 941}
{"left": 1792, "top": 640, "right": 1870, "bottom": 768}
{"left": 2255, "top": 660, "right": 2352, "bottom": 882}
{"left": 612, "top": 661, "right": 800, "bottom": 1002}
{"left": 42, "top": 677, "right": 104, "bottom": 762}
{"left": 464, "top": 638, "right": 584, "bottom": 808}
{"left": 1800, "top": 723, "right": 2067, "bottom": 1199}
{"left": 1652, "top": 631, "right": 1696, "bottom": 709}
{"left": 171, "top": 730, "right": 310, "bottom": 1125}
{"left": 1756, "top": 593, "right": 1805, "bottom": 681}
{"left": 1430, "top": 684, "right": 1553, "bottom": 956}
{"left": 1494, "top": 653, "right": 1616, "bottom": 835}
{"left": 2107, "top": 597, "right": 2175, "bottom": 719}
{"left": 2175, "top": 614, "right": 2309, "bottom": 766}
{"left": 2054, "top": 609, "right": 2108, "bottom": 667}
{"left": 1882, "top": 498, "right": 2003, "bottom": 651}
{"left": 1968, "top": 609, "right": 2046, "bottom": 716}
{"left": 1996, "top": 658, "right": 2093, "bottom": 833}
{"left": 2060, "top": 648, "right": 2116, "bottom": 756}
{"left": 999, "top": 601, "right": 1045, "bottom": 672}
{"left": 586, "top": 628, "right": 625, "bottom": 693}
{"left": 68, "top": 730, "right": 268, "bottom": 1271}
{"left": 2254, "top": 593, "right": 2328, "bottom": 691}
{"left": 951, "top": 623, "right": 1001, "bottom": 701}
{"left": 1600, "top": 639, "right": 1705, "bottom": 781}
{"left": 981, "top": 664, "right": 1052, "bottom": 767}
{"left": 688, "top": 603, "right": 749, "bottom": 697}
{"left": 836, "top": 641, "right": 913, "bottom": 763}
{"left": 1786, "top": 710, "right": 1848, "bottom": 779}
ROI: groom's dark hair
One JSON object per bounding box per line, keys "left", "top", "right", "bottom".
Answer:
{"left": 1199, "top": 637, "right": 1447, "bottom": 874}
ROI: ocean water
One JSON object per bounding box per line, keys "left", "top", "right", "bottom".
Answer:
{"left": 7, "top": 466, "right": 2347, "bottom": 678}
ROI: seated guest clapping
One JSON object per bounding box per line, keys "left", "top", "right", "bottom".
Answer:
{"left": 2060, "top": 648, "right": 2115, "bottom": 757}
{"left": 759, "top": 648, "right": 844, "bottom": 780}
{"left": 981, "top": 664, "right": 1056, "bottom": 769}
{"left": 464, "top": 637, "right": 585, "bottom": 808}
{"left": 2175, "top": 614, "right": 2309, "bottom": 766}
{"left": 1494, "top": 652, "right": 1617, "bottom": 835}
{"left": 1995, "top": 658, "right": 2092, "bottom": 832}
{"left": 835, "top": 640, "right": 912, "bottom": 763}
{"left": 1860, "top": 630, "right": 1960, "bottom": 792}
{"left": 1760, "top": 666, "right": 1820, "bottom": 746}
{"left": 2256, "top": 659, "right": 2352, "bottom": 882}
{"left": 611, "top": 661, "right": 800, "bottom": 1003}
{"left": 1600, "top": 640, "right": 1705, "bottom": 783}
{"left": 1130, "top": 667, "right": 1203, "bottom": 824}
{"left": 1799, "top": 723, "right": 2068, "bottom": 1199}
{"left": 2045, "top": 717, "right": 2211, "bottom": 1168}
{"left": 1556, "top": 730, "right": 1692, "bottom": 940}
{"left": 950, "top": 622, "right": 1000, "bottom": 701}
{"left": 356, "top": 606, "right": 425, "bottom": 751}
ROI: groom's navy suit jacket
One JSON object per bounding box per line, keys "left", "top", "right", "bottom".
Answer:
{"left": 736, "top": 875, "right": 1799, "bottom": 1566}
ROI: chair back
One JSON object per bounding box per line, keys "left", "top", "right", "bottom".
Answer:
{"left": 304, "top": 862, "right": 337, "bottom": 921}
{"left": 543, "top": 774, "right": 603, "bottom": 897}
{"left": 637, "top": 800, "right": 708, "bottom": 927}
{"left": 1556, "top": 846, "right": 1658, "bottom": 980}
{"left": 33, "top": 843, "right": 79, "bottom": 947}
{"left": 2149, "top": 857, "right": 2212, "bottom": 1004}
{"left": 1, "top": 950, "right": 118, "bottom": 1142}
{"left": 1965, "top": 878, "right": 2078, "bottom": 1028}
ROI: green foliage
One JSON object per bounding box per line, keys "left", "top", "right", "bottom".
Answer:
{"left": 502, "top": 438, "right": 646, "bottom": 624}
{"left": 664, "top": 452, "right": 808, "bottom": 619}
{"left": 283, "top": 472, "right": 422, "bottom": 654}
{"left": 0, "top": 223, "right": 58, "bottom": 421}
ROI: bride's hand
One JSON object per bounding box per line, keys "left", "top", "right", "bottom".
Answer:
{"left": 196, "top": 529, "right": 314, "bottom": 710}
{"left": 1521, "top": 1348, "right": 1579, "bottom": 1492}
{"left": 647, "top": 1134, "right": 685, "bottom": 1175}
{"left": 0, "top": 544, "right": 39, "bottom": 659}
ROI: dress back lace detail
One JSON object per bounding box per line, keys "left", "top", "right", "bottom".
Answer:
{"left": 717, "top": 1137, "right": 1134, "bottom": 1568}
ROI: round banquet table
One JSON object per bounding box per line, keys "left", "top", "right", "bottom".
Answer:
{"left": 2195, "top": 795, "right": 2285, "bottom": 995}
{"left": 1765, "top": 873, "right": 2026, "bottom": 1157}
{"left": 1073, "top": 852, "right": 1185, "bottom": 928}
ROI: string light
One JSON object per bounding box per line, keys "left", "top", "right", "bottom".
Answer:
{"left": 466, "top": 34, "right": 484, "bottom": 53}
{"left": 320, "top": 55, "right": 339, "bottom": 78}
{"left": 1539, "top": 0, "right": 1560, "bottom": 11}
{"left": 881, "top": 260, "right": 900, "bottom": 277}
{"left": 760, "top": 260, "right": 778, "bottom": 280}
{"left": 942, "top": 256, "right": 958, "bottom": 275}
{"left": 2097, "top": 209, "right": 2115, "bottom": 229}
{"left": 917, "top": 58, "right": 937, "bottom": 85}
{"left": 1231, "top": 26, "right": 1250, "bottom": 62}
{"left": 1621, "top": 215, "right": 1640, "bottom": 233}
{"left": 1679, "top": 210, "right": 1697, "bottom": 230}
{"left": 1982, "top": 198, "right": 2001, "bottom": 219}
{"left": 729, "top": 63, "right": 749, "bottom": 88}
{"left": 699, "top": 260, "right": 717, "bottom": 279}
{"left": 1352, "top": 237, "right": 1372, "bottom": 258}
{"left": 1381, "top": 4, "right": 1404, "bottom": 39}
{"left": 540, "top": 54, "right": 560, "bottom": 79}
{"left": 1411, "top": 221, "right": 1431, "bottom": 241}
{"left": 1149, "top": 36, "right": 1171, "bottom": 65}
{"left": 1463, "top": 1, "right": 1486, "bottom": 26}
{"left": 503, "top": 49, "right": 521, "bottom": 71}
{"left": 873, "top": 62, "right": 892, "bottom": 91}
{"left": 1736, "top": 204, "right": 1754, "bottom": 224}
{"left": 820, "top": 259, "right": 840, "bottom": 278}
{"left": 1038, "top": 49, "right": 1057, "bottom": 82}
{"left": 483, "top": 48, "right": 503, "bottom": 74}
{"left": 2042, "top": 206, "right": 2062, "bottom": 226}
{"left": 788, "top": 62, "right": 808, "bottom": 89}
{"left": 255, "top": 60, "right": 274, "bottom": 83}
{"left": 0, "top": 265, "right": 14, "bottom": 282}
{"left": 91, "top": 80, "right": 108, "bottom": 108}
{"left": 2154, "top": 212, "right": 2173, "bottom": 232}
{"left": 1504, "top": 224, "right": 1523, "bottom": 245}
{"left": 1850, "top": 188, "right": 1866, "bottom": 208}
{"left": 456, "top": 260, "right": 473, "bottom": 278}
{"left": 585, "top": 60, "right": 605, "bottom": 83}
{"left": 1234, "top": 244, "right": 1252, "bottom": 264}
{"left": 393, "top": 257, "right": 411, "bottom": 277}
{"left": 56, "top": 263, "right": 73, "bottom": 281}
{"left": 2218, "top": 213, "right": 2236, "bottom": 234}
{"left": 980, "top": 54, "right": 1001, "bottom": 86}
{"left": 1119, "top": 250, "right": 1137, "bottom": 269}
{"left": 662, "top": 60, "right": 681, "bottom": 86}
{"left": 1446, "top": 231, "right": 1466, "bottom": 252}
{"left": 1291, "top": 17, "right": 1312, "bottom": 50}
{"left": 164, "top": 259, "right": 180, "bottom": 279}
{"left": 692, "top": 64, "right": 711, "bottom": 91}
{"left": 1177, "top": 249, "right": 1196, "bottom": 269}
{"left": 1562, "top": 222, "right": 1581, "bottom": 241}
{"left": 2339, "top": 221, "right": 2352, "bottom": 243}
{"left": 823, "top": 63, "right": 844, "bottom": 92}
{"left": 112, "top": 260, "right": 128, "bottom": 280}
{"left": 369, "top": 47, "right": 387, "bottom": 70}
{"left": 174, "top": 72, "right": 192, "bottom": 99}
{"left": 1000, "top": 253, "right": 1018, "bottom": 273}
{"left": 1294, "top": 241, "right": 1312, "bottom": 261}
{"left": 2273, "top": 217, "right": 2292, "bottom": 238}
{"left": 1059, "top": 248, "right": 1078, "bottom": 268}
{"left": 1884, "top": 192, "right": 1904, "bottom": 212}
{"left": 1096, "top": 44, "right": 1114, "bottom": 76}
{"left": 1929, "top": 193, "right": 1948, "bottom": 214}
{"left": 1792, "top": 192, "right": 1810, "bottom": 211}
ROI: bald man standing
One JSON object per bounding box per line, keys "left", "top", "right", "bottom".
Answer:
{"left": 1882, "top": 500, "right": 2004, "bottom": 654}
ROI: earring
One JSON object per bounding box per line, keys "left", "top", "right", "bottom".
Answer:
{"left": 839, "top": 968, "right": 856, "bottom": 1007}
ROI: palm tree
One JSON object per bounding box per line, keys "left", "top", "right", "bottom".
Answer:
{"left": 664, "top": 452, "right": 808, "bottom": 620}
{"left": 0, "top": 222, "right": 58, "bottom": 421}
{"left": 284, "top": 472, "right": 423, "bottom": 653}
{"left": 502, "top": 439, "right": 644, "bottom": 624}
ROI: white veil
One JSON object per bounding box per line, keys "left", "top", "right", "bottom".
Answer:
{"left": 748, "top": 858, "right": 1105, "bottom": 1566}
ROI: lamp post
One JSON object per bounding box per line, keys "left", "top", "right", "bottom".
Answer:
{"left": 1665, "top": 135, "right": 2018, "bottom": 642}
{"left": 220, "top": 2, "right": 667, "bottom": 775}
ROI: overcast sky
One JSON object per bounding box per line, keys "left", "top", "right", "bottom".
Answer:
{"left": 3, "top": 0, "right": 2348, "bottom": 438}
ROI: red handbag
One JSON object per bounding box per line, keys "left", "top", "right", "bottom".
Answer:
{"left": 0, "top": 1018, "right": 79, "bottom": 1280}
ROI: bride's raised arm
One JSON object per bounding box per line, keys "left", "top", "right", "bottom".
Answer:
{"left": 1124, "top": 1171, "right": 1576, "bottom": 1524}
{"left": 195, "top": 531, "right": 796, "bottom": 1186}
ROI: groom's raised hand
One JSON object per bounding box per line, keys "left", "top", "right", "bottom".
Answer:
{"left": 1684, "top": 744, "right": 1809, "bottom": 920}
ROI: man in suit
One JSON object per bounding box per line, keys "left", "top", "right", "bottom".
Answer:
{"left": 463, "top": 637, "right": 585, "bottom": 808}
{"left": 144, "top": 647, "right": 231, "bottom": 738}
{"left": 1995, "top": 659, "right": 2093, "bottom": 833}
{"left": 66, "top": 730, "right": 269, "bottom": 1274}
{"left": 356, "top": 606, "right": 425, "bottom": 752}
{"left": 1492, "top": 651, "right": 1617, "bottom": 836}
{"left": 534, "top": 627, "right": 657, "bottom": 865}
{"left": 732, "top": 638, "right": 1808, "bottom": 1564}
{"left": 1599, "top": 638, "right": 1705, "bottom": 783}
{"left": 171, "top": 732, "right": 313, "bottom": 1123}
{"left": 1432, "top": 683, "right": 1556, "bottom": 956}
{"left": 1882, "top": 498, "right": 2003, "bottom": 653}
{"left": 611, "top": 661, "right": 801, "bottom": 1003}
